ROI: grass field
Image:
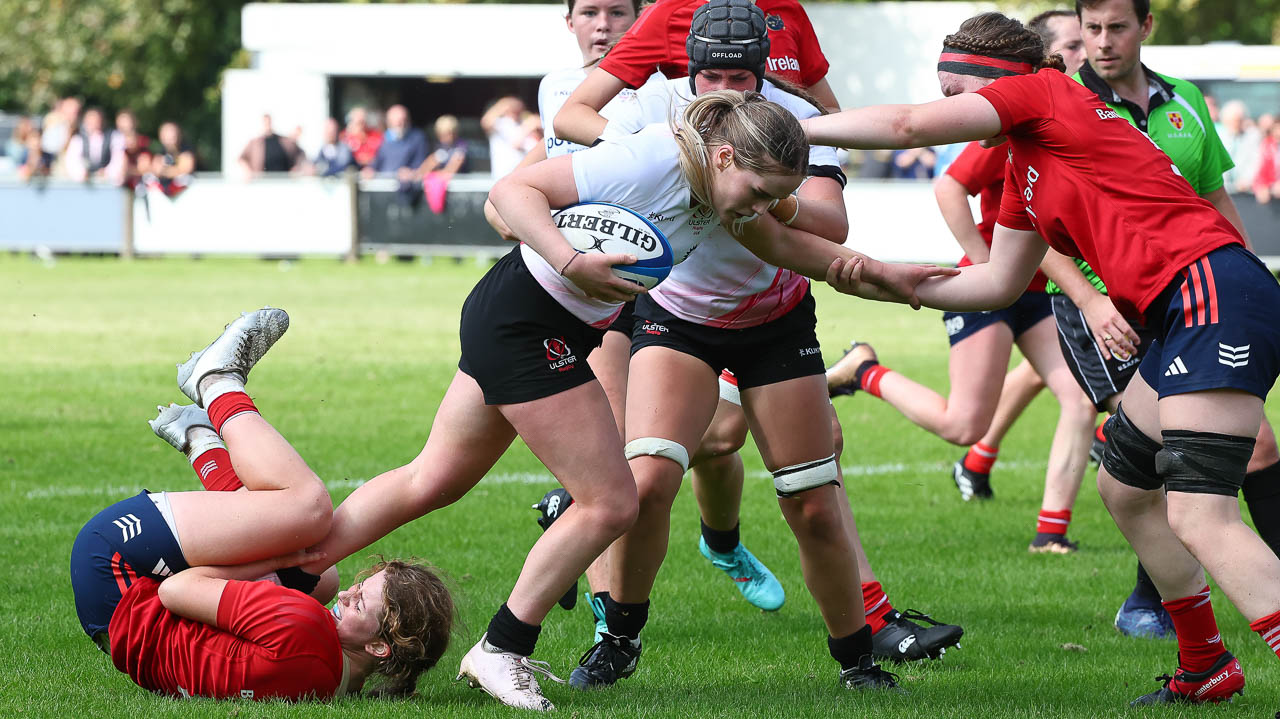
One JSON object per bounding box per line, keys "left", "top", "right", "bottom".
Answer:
{"left": 4, "top": 253, "right": 1278, "bottom": 718}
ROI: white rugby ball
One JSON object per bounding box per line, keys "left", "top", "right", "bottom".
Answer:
{"left": 551, "top": 201, "right": 674, "bottom": 290}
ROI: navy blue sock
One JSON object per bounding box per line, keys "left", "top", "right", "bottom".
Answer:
{"left": 1132, "top": 562, "right": 1161, "bottom": 604}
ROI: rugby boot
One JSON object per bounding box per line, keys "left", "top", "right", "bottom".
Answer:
{"left": 568, "top": 633, "right": 641, "bottom": 690}
{"left": 952, "top": 459, "right": 993, "bottom": 501}
{"left": 149, "top": 403, "right": 215, "bottom": 454}
{"left": 873, "top": 609, "right": 962, "bottom": 662}
{"left": 839, "top": 655, "right": 902, "bottom": 690}
{"left": 1130, "top": 651, "right": 1244, "bottom": 705}
{"left": 456, "top": 634, "right": 563, "bottom": 711}
{"left": 698, "top": 537, "right": 785, "bottom": 611}
{"left": 1028, "top": 534, "right": 1079, "bottom": 554}
{"left": 827, "top": 341, "right": 875, "bottom": 398}
{"left": 177, "top": 307, "right": 289, "bottom": 406}
{"left": 1114, "top": 594, "right": 1176, "bottom": 639}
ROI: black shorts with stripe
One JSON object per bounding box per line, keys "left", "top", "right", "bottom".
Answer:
{"left": 1052, "top": 294, "right": 1156, "bottom": 411}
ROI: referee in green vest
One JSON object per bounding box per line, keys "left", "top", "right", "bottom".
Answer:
{"left": 1039, "top": 0, "right": 1280, "bottom": 640}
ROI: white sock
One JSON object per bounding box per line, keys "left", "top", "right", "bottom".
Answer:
{"left": 199, "top": 371, "right": 246, "bottom": 408}
{"left": 185, "top": 427, "right": 225, "bottom": 463}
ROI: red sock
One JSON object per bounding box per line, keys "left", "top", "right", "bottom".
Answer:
{"left": 963, "top": 442, "right": 999, "bottom": 474}
{"left": 207, "top": 392, "right": 258, "bottom": 434}
{"left": 862, "top": 581, "right": 895, "bottom": 633}
{"left": 1165, "top": 586, "right": 1226, "bottom": 673}
{"left": 1036, "top": 508, "right": 1071, "bottom": 536}
{"left": 861, "top": 365, "right": 891, "bottom": 399}
{"left": 1250, "top": 609, "right": 1280, "bottom": 659}
{"left": 1095, "top": 421, "right": 1108, "bottom": 443}
{"left": 191, "top": 447, "right": 243, "bottom": 492}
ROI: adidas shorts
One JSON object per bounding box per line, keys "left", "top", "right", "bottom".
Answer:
{"left": 1052, "top": 294, "right": 1158, "bottom": 411}
{"left": 1137, "top": 245, "right": 1280, "bottom": 400}
{"left": 70, "top": 491, "right": 190, "bottom": 643}
{"left": 631, "top": 290, "right": 826, "bottom": 391}
{"left": 942, "top": 291, "right": 1053, "bottom": 347}
{"left": 459, "top": 247, "right": 606, "bottom": 405}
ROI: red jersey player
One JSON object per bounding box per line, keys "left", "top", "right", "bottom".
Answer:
{"left": 805, "top": 11, "right": 1280, "bottom": 707}
{"left": 552, "top": 0, "right": 838, "bottom": 146}
{"left": 70, "top": 309, "right": 454, "bottom": 700}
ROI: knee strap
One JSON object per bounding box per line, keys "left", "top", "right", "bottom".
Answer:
{"left": 1101, "top": 404, "right": 1164, "bottom": 491}
{"left": 625, "top": 437, "right": 690, "bottom": 473}
{"left": 1158, "top": 430, "right": 1255, "bottom": 497}
{"left": 773, "top": 454, "right": 839, "bottom": 498}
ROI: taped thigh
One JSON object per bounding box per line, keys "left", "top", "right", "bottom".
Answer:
{"left": 773, "top": 454, "right": 839, "bottom": 498}
{"left": 1101, "top": 405, "right": 1163, "bottom": 491}
{"left": 1158, "top": 430, "right": 1255, "bottom": 497}
{"left": 625, "top": 437, "right": 691, "bottom": 473}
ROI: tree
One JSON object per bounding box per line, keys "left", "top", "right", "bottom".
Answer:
{"left": 1147, "top": 0, "right": 1280, "bottom": 44}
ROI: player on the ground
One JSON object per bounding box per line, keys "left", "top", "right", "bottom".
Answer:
{"left": 296, "top": 89, "right": 934, "bottom": 709}
{"left": 823, "top": 10, "right": 1096, "bottom": 554}
{"left": 806, "top": 11, "right": 1280, "bottom": 705}
{"left": 548, "top": 0, "right": 965, "bottom": 665}
{"left": 70, "top": 309, "right": 454, "bottom": 700}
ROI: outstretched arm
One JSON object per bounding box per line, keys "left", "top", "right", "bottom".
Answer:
{"left": 909, "top": 224, "right": 1046, "bottom": 311}
{"left": 803, "top": 93, "right": 1003, "bottom": 150}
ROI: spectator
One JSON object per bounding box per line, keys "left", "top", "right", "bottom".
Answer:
{"left": 106, "top": 110, "right": 151, "bottom": 189}
{"left": 64, "top": 107, "right": 112, "bottom": 182}
{"left": 142, "top": 121, "right": 195, "bottom": 197}
{"left": 1253, "top": 114, "right": 1280, "bottom": 204}
{"left": 1205, "top": 94, "right": 1220, "bottom": 125}
{"left": 40, "top": 96, "right": 81, "bottom": 168}
{"left": 1219, "top": 100, "right": 1261, "bottom": 193}
{"left": 418, "top": 114, "right": 469, "bottom": 213}
{"left": 310, "top": 117, "right": 354, "bottom": 177}
{"left": 363, "top": 104, "right": 428, "bottom": 205}
{"left": 890, "top": 146, "right": 937, "bottom": 180}
{"left": 481, "top": 96, "right": 540, "bottom": 178}
{"left": 6, "top": 116, "right": 34, "bottom": 167}
{"left": 237, "top": 113, "right": 303, "bottom": 178}
{"left": 18, "top": 127, "right": 51, "bottom": 181}
{"left": 342, "top": 106, "right": 382, "bottom": 169}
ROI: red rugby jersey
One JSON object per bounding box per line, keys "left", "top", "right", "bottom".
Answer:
{"left": 599, "top": 0, "right": 828, "bottom": 89}
{"left": 944, "top": 141, "right": 1047, "bottom": 292}
{"left": 109, "top": 578, "right": 346, "bottom": 701}
{"left": 975, "top": 70, "right": 1242, "bottom": 321}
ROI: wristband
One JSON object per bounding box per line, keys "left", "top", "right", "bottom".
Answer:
{"left": 559, "top": 251, "right": 582, "bottom": 276}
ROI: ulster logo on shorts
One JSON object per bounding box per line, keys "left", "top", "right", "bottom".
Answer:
{"left": 1167, "top": 111, "right": 1184, "bottom": 130}
{"left": 544, "top": 337, "right": 577, "bottom": 372}
{"left": 1218, "top": 343, "right": 1250, "bottom": 368}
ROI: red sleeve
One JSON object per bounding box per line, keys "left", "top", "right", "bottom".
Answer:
{"left": 945, "top": 142, "right": 1005, "bottom": 195}
{"left": 996, "top": 161, "right": 1035, "bottom": 231}
{"left": 974, "top": 73, "right": 1054, "bottom": 137}
{"left": 598, "top": 0, "right": 678, "bottom": 88}
{"left": 786, "top": 4, "right": 829, "bottom": 86}
{"left": 216, "top": 580, "right": 337, "bottom": 657}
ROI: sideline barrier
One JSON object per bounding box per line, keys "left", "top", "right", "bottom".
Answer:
{"left": 2, "top": 176, "right": 1278, "bottom": 268}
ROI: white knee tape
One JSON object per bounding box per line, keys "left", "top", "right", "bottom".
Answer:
{"left": 718, "top": 375, "right": 741, "bottom": 406}
{"left": 773, "top": 454, "right": 839, "bottom": 497}
{"left": 625, "top": 437, "right": 691, "bottom": 473}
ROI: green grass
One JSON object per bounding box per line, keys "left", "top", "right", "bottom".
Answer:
{"left": 3, "top": 254, "right": 1277, "bottom": 718}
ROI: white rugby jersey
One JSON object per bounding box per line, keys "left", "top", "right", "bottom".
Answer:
{"left": 602, "top": 78, "right": 842, "bottom": 328}
{"left": 521, "top": 124, "right": 718, "bottom": 327}
{"left": 538, "top": 67, "right": 665, "bottom": 159}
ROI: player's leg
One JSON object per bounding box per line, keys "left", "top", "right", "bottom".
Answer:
{"left": 1017, "top": 315, "right": 1096, "bottom": 553}
{"left": 740, "top": 374, "right": 896, "bottom": 689}
{"left": 569, "top": 345, "right": 721, "bottom": 690}
{"left": 689, "top": 378, "right": 785, "bottom": 611}
{"left": 1242, "top": 415, "right": 1280, "bottom": 558}
{"left": 953, "top": 359, "right": 1045, "bottom": 499}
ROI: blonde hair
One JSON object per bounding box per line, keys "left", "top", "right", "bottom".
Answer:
{"left": 434, "top": 115, "right": 459, "bottom": 136}
{"left": 671, "top": 90, "right": 808, "bottom": 207}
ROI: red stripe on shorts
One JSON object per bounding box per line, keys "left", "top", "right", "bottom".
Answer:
{"left": 1199, "top": 258, "right": 1219, "bottom": 325}
{"left": 1189, "top": 263, "right": 1207, "bottom": 326}
{"left": 1179, "top": 272, "right": 1194, "bottom": 328}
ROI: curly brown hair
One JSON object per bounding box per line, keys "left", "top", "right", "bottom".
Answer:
{"left": 358, "top": 558, "right": 456, "bottom": 698}
{"left": 944, "top": 12, "right": 1067, "bottom": 74}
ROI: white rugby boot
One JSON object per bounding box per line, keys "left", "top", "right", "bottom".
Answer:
{"left": 177, "top": 308, "right": 289, "bottom": 407}
{"left": 148, "top": 403, "right": 218, "bottom": 456}
{"left": 456, "top": 634, "right": 564, "bottom": 711}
